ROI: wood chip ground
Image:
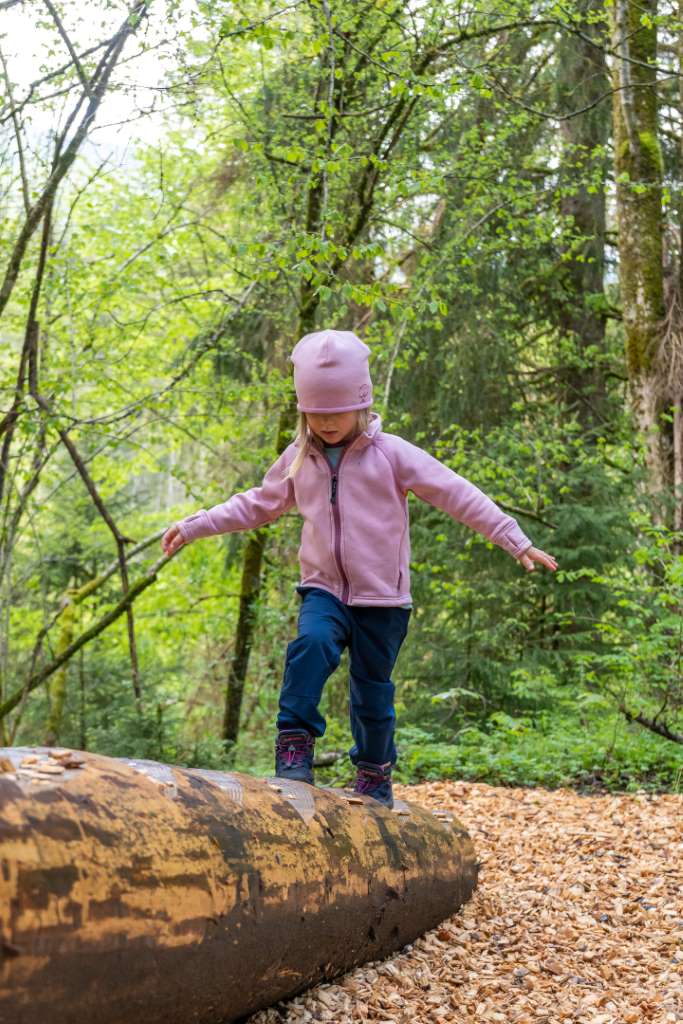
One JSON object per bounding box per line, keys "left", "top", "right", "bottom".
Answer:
{"left": 249, "top": 780, "right": 683, "bottom": 1023}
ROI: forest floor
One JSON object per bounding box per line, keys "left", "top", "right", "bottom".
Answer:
{"left": 249, "top": 779, "right": 683, "bottom": 1024}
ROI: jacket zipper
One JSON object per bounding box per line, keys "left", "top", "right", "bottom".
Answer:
{"left": 325, "top": 448, "right": 351, "bottom": 603}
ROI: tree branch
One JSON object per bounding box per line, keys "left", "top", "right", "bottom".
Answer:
{"left": 42, "top": 0, "right": 93, "bottom": 97}
{"left": 0, "top": 551, "right": 177, "bottom": 722}
{"left": 619, "top": 702, "right": 683, "bottom": 744}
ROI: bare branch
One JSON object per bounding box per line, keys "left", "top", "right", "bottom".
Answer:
{"left": 0, "top": 0, "right": 149, "bottom": 320}
{"left": 0, "top": 43, "right": 30, "bottom": 213}
{"left": 42, "top": 0, "right": 93, "bottom": 97}
{"left": 0, "top": 40, "right": 110, "bottom": 125}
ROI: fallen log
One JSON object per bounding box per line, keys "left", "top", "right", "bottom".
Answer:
{"left": 0, "top": 747, "right": 478, "bottom": 1024}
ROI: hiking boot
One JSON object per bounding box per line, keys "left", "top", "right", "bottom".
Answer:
{"left": 275, "top": 729, "right": 315, "bottom": 785}
{"left": 353, "top": 761, "right": 393, "bottom": 808}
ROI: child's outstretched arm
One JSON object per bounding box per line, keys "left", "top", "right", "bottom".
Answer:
{"left": 161, "top": 447, "right": 295, "bottom": 557}
{"left": 379, "top": 435, "right": 557, "bottom": 572}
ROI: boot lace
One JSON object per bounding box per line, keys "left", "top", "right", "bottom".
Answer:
{"left": 355, "top": 764, "right": 390, "bottom": 793}
{"left": 276, "top": 732, "right": 312, "bottom": 769}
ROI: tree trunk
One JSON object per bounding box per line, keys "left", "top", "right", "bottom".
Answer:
{"left": 0, "top": 747, "right": 477, "bottom": 1024}
{"left": 675, "top": 401, "right": 683, "bottom": 539}
{"left": 611, "top": 0, "right": 667, "bottom": 505}
{"left": 555, "top": 0, "right": 609, "bottom": 432}
{"left": 220, "top": 320, "right": 312, "bottom": 749}
{"left": 674, "top": 0, "right": 683, "bottom": 543}
{"left": 221, "top": 527, "right": 267, "bottom": 744}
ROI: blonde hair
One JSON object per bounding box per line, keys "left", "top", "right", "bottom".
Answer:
{"left": 284, "top": 408, "right": 372, "bottom": 480}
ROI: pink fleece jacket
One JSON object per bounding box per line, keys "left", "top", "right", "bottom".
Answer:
{"left": 177, "top": 413, "right": 533, "bottom": 606}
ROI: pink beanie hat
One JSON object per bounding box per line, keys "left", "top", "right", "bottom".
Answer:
{"left": 291, "top": 329, "right": 373, "bottom": 413}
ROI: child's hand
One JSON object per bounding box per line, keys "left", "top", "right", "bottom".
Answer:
{"left": 517, "top": 546, "right": 557, "bottom": 573}
{"left": 161, "top": 523, "right": 186, "bottom": 557}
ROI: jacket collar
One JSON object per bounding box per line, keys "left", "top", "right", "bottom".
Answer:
{"left": 351, "top": 410, "right": 382, "bottom": 451}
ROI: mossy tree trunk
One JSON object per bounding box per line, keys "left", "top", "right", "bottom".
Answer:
{"left": 611, "top": 0, "right": 667, "bottom": 505}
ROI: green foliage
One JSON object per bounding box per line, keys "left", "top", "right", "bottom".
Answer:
{"left": 393, "top": 711, "right": 683, "bottom": 792}
{"left": 571, "top": 523, "right": 683, "bottom": 723}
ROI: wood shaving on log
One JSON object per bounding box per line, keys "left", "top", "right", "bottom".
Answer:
{"left": 49, "top": 750, "right": 85, "bottom": 768}
{"left": 249, "top": 780, "right": 683, "bottom": 1024}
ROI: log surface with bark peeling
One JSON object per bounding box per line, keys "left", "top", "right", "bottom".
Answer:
{"left": 0, "top": 747, "right": 478, "bottom": 1024}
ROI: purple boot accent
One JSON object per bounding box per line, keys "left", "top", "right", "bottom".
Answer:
{"left": 353, "top": 761, "right": 393, "bottom": 808}
{"left": 275, "top": 729, "right": 315, "bottom": 785}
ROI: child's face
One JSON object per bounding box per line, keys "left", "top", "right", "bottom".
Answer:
{"left": 306, "top": 411, "right": 358, "bottom": 444}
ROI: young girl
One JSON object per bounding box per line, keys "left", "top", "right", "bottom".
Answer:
{"left": 162, "top": 329, "right": 557, "bottom": 807}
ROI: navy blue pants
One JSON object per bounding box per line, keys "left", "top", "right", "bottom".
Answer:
{"left": 277, "top": 586, "right": 412, "bottom": 766}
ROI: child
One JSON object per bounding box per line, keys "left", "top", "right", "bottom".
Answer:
{"left": 162, "top": 329, "right": 557, "bottom": 807}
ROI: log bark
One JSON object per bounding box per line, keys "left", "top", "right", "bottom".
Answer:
{"left": 0, "top": 747, "right": 478, "bottom": 1024}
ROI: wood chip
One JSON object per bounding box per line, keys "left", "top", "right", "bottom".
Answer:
{"left": 0, "top": 757, "right": 14, "bottom": 773}
{"left": 35, "top": 763, "right": 65, "bottom": 775}
{"left": 542, "top": 958, "right": 566, "bottom": 976}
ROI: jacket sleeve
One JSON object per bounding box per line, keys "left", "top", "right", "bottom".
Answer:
{"left": 177, "top": 447, "right": 296, "bottom": 543}
{"left": 384, "top": 436, "right": 533, "bottom": 559}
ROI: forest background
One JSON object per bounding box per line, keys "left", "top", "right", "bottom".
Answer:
{"left": 1, "top": 0, "right": 683, "bottom": 792}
